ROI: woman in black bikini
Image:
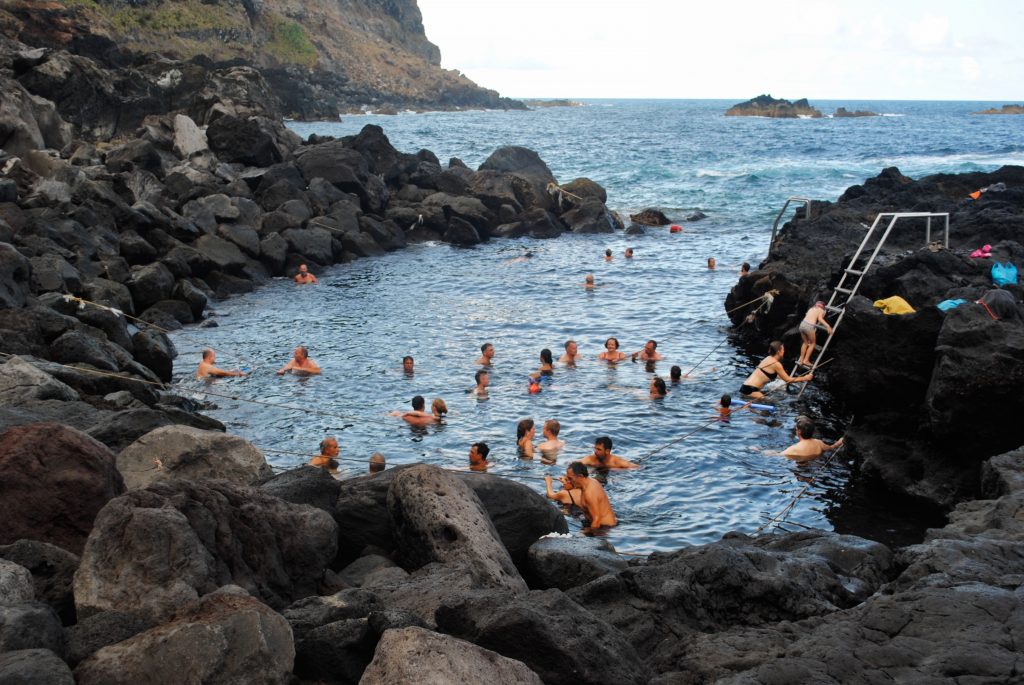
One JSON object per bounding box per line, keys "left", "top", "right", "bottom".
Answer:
{"left": 739, "top": 341, "right": 812, "bottom": 399}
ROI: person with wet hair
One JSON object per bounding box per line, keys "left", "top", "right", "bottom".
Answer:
{"left": 670, "top": 365, "right": 682, "bottom": 383}
{"left": 649, "top": 376, "right": 668, "bottom": 398}
{"left": 740, "top": 341, "right": 811, "bottom": 399}
{"left": 277, "top": 345, "right": 321, "bottom": 375}
{"left": 560, "top": 340, "right": 583, "bottom": 363}
{"left": 545, "top": 461, "right": 618, "bottom": 528}
{"left": 476, "top": 343, "right": 495, "bottom": 366}
{"left": 196, "top": 348, "right": 246, "bottom": 379}
{"left": 311, "top": 437, "right": 340, "bottom": 476}
{"left": 538, "top": 419, "right": 565, "bottom": 462}
{"left": 517, "top": 418, "right": 536, "bottom": 458}
{"left": 631, "top": 339, "right": 663, "bottom": 362}
{"left": 581, "top": 436, "right": 639, "bottom": 470}
{"left": 781, "top": 418, "right": 844, "bottom": 462}
{"left": 369, "top": 452, "right": 386, "bottom": 474}
{"left": 402, "top": 356, "right": 414, "bottom": 373}
{"left": 469, "top": 442, "right": 490, "bottom": 471}
{"left": 471, "top": 369, "right": 490, "bottom": 398}
{"left": 599, "top": 337, "right": 628, "bottom": 362}
{"left": 604, "top": 248, "right": 613, "bottom": 262}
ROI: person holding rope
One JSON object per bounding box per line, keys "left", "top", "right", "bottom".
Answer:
{"left": 739, "top": 341, "right": 811, "bottom": 399}
{"left": 544, "top": 472, "right": 583, "bottom": 506}
{"left": 781, "top": 417, "right": 844, "bottom": 462}
{"left": 277, "top": 345, "right": 321, "bottom": 376}
{"left": 196, "top": 348, "right": 246, "bottom": 379}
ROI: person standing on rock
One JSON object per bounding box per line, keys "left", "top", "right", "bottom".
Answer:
{"left": 469, "top": 442, "right": 490, "bottom": 471}
{"left": 476, "top": 343, "right": 495, "bottom": 366}
{"left": 294, "top": 264, "right": 318, "bottom": 284}
{"left": 196, "top": 348, "right": 246, "bottom": 379}
{"left": 310, "top": 437, "right": 340, "bottom": 476}
{"left": 740, "top": 341, "right": 811, "bottom": 399}
{"left": 781, "top": 418, "right": 843, "bottom": 462}
{"left": 798, "top": 301, "right": 833, "bottom": 368}
{"left": 580, "top": 436, "right": 639, "bottom": 470}
{"left": 277, "top": 346, "right": 321, "bottom": 376}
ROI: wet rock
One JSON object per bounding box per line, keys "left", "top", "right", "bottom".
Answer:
{"left": 257, "top": 178, "right": 306, "bottom": 212}
{"left": 0, "top": 558, "right": 34, "bottom": 604}
{"left": 437, "top": 588, "right": 649, "bottom": 685}
{"left": 0, "top": 540, "right": 79, "bottom": 625}
{"left": 47, "top": 330, "right": 119, "bottom": 372}
{"left": 0, "top": 602, "right": 65, "bottom": 656}
{"left": 362, "top": 626, "right": 542, "bottom": 684}
{"left": 559, "top": 177, "right": 607, "bottom": 204}
{"left": 293, "top": 617, "right": 376, "bottom": 683}
{"left": 260, "top": 465, "right": 342, "bottom": 518}
{"left": 130, "top": 328, "right": 176, "bottom": 382}
{"left": 0, "top": 356, "right": 80, "bottom": 404}
{"left": 629, "top": 208, "right": 670, "bottom": 226}
{"left": 0, "top": 648, "right": 74, "bottom": 684}
{"left": 358, "top": 215, "right": 406, "bottom": 250}
{"left": 205, "top": 271, "right": 255, "bottom": 298}
{"left": 0, "top": 422, "right": 125, "bottom": 554}
{"left": 443, "top": 215, "right": 481, "bottom": 245}
{"left": 65, "top": 611, "right": 155, "bottom": 668}
{"left": 0, "top": 242, "right": 32, "bottom": 308}
{"left": 527, "top": 536, "right": 628, "bottom": 590}
{"left": 685, "top": 210, "right": 708, "bottom": 221}
{"left": 139, "top": 300, "right": 193, "bottom": 328}
{"left": 73, "top": 594, "right": 294, "bottom": 685}
{"left": 387, "top": 465, "right": 527, "bottom": 592}
{"left": 561, "top": 198, "right": 619, "bottom": 233}
{"left": 117, "top": 425, "right": 271, "bottom": 489}
{"left": 477, "top": 146, "right": 556, "bottom": 212}
{"left": 73, "top": 479, "right": 337, "bottom": 622}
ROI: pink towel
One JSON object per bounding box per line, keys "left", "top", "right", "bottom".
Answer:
{"left": 970, "top": 244, "right": 992, "bottom": 258}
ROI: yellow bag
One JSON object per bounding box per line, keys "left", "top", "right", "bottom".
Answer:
{"left": 873, "top": 296, "right": 915, "bottom": 315}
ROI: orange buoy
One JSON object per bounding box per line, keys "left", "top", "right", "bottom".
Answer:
{"left": 669, "top": 224, "right": 682, "bottom": 233}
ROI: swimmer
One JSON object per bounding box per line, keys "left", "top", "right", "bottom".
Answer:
{"left": 580, "top": 436, "right": 639, "bottom": 470}
{"left": 604, "top": 248, "right": 613, "bottom": 262}
{"left": 538, "top": 419, "right": 565, "bottom": 462}
{"left": 739, "top": 341, "right": 811, "bottom": 399}
{"left": 431, "top": 398, "right": 447, "bottom": 420}
{"left": 781, "top": 417, "right": 844, "bottom": 462}
{"left": 716, "top": 393, "right": 751, "bottom": 422}
{"left": 310, "top": 437, "right": 340, "bottom": 477}
{"left": 277, "top": 345, "right": 321, "bottom": 376}
{"left": 670, "top": 365, "right": 682, "bottom": 383}
{"left": 505, "top": 251, "right": 534, "bottom": 264}
{"left": 649, "top": 376, "right": 668, "bottom": 398}
{"left": 469, "top": 442, "right": 490, "bottom": 471}
{"left": 798, "top": 301, "right": 833, "bottom": 368}
{"left": 196, "top": 348, "right": 246, "bottom": 379}
{"left": 740, "top": 262, "right": 751, "bottom": 277}
{"left": 529, "top": 348, "right": 554, "bottom": 380}
{"left": 476, "top": 342, "right": 495, "bottom": 366}
{"left": 559, "top": 340, "right": 583, "bottom": 364}
{"left": 544, "top": 472, "right": 583, "bottom": 507}
{"left": 294, "top": 263, "right": 318, "bottom": 284}
{"left": 631, "top": 339, "right": 664, "bottom": 362}
{"left": 707, "top": 256, "right": 716, "bottom": 270}
{"left": 390, "top": 395, "right": 434, "bottom": 425}
{"left": 625, "top": 247, "right": 634, "bottom": 259}
{"left": 599, "top": 337, "right": 628, "bottom": 362}
{"left": 402, "top": 355, "right": 414, "bottom": 374}
{"left": 369, "top": 452, "right": 386, "bottom": 474}
{"left": 553, "top": 462, "right": 617, "bottom": 528}
{"left": 517, "top": 418, "right": 536, "bottom": 458}
{"left": 582, "top": 274, "right": 603, "bottom": 290}
{"left": 470, "top": 369, "right": 490, "bottom": 398}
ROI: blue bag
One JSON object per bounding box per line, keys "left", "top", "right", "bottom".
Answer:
{"left": 991, "top": 262, "right": 1018, "bottom": 287}
{"left": 936, "top": 298, "right": 967, "bottom": 312}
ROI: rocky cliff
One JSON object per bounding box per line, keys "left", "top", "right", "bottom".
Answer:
{"left": 0, "top": 0, "right": 523, "bottom": 119}
{"left": 725, "top": 94, "right": 823, "bottom": 118}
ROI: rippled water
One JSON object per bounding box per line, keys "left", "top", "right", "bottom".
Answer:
{"left": 172, "top": 100, "right": 1019, "bottom": 552}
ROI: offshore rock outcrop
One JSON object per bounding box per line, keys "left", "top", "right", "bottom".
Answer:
{"left": 725, "top": 94, "right": 823, "bottom": 118}
{"left": 726, "top": 165, "right": 1024, "bottom": 508}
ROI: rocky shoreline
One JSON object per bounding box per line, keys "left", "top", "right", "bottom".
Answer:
{"left": 1, "top": 25, "right": 1023, "bottom": 685}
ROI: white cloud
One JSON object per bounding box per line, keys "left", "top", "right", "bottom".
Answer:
{"left": 907, "top": 15, "right": 950, "bottom": 52}
{"left": 960, "top": 56, "right": 981, "bottom": 81}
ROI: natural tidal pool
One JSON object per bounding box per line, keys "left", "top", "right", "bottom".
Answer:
{"left": 172, "top": 230, "right": 941, "bottom": 553}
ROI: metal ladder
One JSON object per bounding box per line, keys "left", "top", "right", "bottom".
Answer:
{"left": 792, "top": 211, "right": 950, "bottom": 396}
{"left": 769, "top": 197, "right": 815, "bottom": 250}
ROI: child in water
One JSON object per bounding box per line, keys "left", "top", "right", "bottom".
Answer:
{"left": 716, "top": 394, "right": 751, "bottom": 422}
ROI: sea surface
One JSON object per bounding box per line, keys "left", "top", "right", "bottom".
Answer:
{"left": 174, "top": 100, "right": 1024, "bottom": 553}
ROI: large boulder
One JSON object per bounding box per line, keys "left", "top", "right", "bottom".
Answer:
{"left": 293, "top": 617, "right": 376, "bottom": 683}
{"left": 65, "top": 611, "right": 155, "bottom": 668}
{"left": 437, "top": 588, "right": 650, "bottom": 685}
{"left": 260, "top": 465, "right": 342, "bottom": 517}
{"left": 527, "top": 536, "right": 628, "bottom": 590}
{"left": 281, "top": 227, "right": 333, "bottom": 265}
{"left": 0, "top": 242, "right": 32, "bottom": 309}
{"left": 560, "top": 198, "right": 619, "bottom": 233}
{"left": 206, "top": 114, "right": 291, "bottom": 167}
{"left": 361, "top": 626, "right": 543, "bottom": 684}
{"left": 0, "top": 648, "right": 74, "bottom": 684}
{"left": 126, "top": 262, "right": 175, "bottom": 312}
{"left": 0, "top": 558, "right": 34, "bottom": 604}
{"left": 0, "top": 601, "right": 65, "bottom": 656}
{"left": 478, "top": 146, "right": 556, "bottom": 211}
{"left": 0, "top": 423, "right": 125, "bottom": 554}
{"left": 0, "top": 540, "right": 80, "bottom": 625}
{"left": 74, "top": 594, "right": 294, "bottom": 685}
{"left": 386, "top": 465, "right": 527, "bottom": 593}
{"left": 47, "top": 330, "right": 120, "bottom": 373}
{"left": 172, "top": 114, "right": 208, "bottom": 159}
{"left": 131, "top": 328, "right": 176, "bottom": 383}
{"left": 116, "top": 425, "right": 271, "bottom": 489}
{"left": 194, "top": 234, "right": 247, "bottom": 272}
{"left": 0, "top": 74, "right": 71, "bottom": 156}
{"left": 73, "top": 479, "right": 337, "bottom": 622}
{"left": 0, "top": 356, "right": 79, "bottom": 405}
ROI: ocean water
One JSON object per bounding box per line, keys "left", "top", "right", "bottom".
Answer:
{"left": 174, "top": 101, "right": 1022, "bottom": 553}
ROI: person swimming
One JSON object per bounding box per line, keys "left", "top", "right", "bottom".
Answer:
{"left": 294, "top": 264, "right": 318, "bottom": 284}
{"left": 538, "top": 419, "right": 565, "bottom": 463}
{"left": 740, "top": 341, "right": 811, "bottom": 399}
{"left": 390, "top": 395, "right": 436, "bottom": 425}
{"left": 780, "top": 417, "right": 844, "bottom": 462}
{"left": 517, "top": 418, "right": 536, "bottom": 458}
{"left": 625, "top": 247, "right": 634, "bottom": 258}
{"left": 368, "top": 452, "right": 386, "bottom": 474}
{"left": 402, "top": 355, "right": 414, "bottom": 374}
{"left": 476, "top": 342, "right": 495, "bottom": 366}
{"left": 604, "top": 248, "right": 613, "bottom": 262}
{"left": 560, "top": 340, "right": 583, "bottom": 364}
{"left": 470, "top": 369, "right": 490, "bottom": 398}
{"left": 599, "top": 337, "right": 628, "bottom": 362}
{"left": 196, "top": 348, "right": 246, "bottom": 379}
{"left": 580, "top": 436, "right": 639, "bottom": 470}
{"left": 277, "top": 345, "right": 321, "bottom": 376}
{"left": 546, "top": 462, "right": 617, "bottom": 529}
{"left": 469, "top": 442, "right": 490, "bottom": 471}
{"left": 716, "top": 393, "right": 751, "bottom": 422}
{"left": 431, "top": 398, "right": 447, "bottom": 420}
{"left": 631, "top": 339, "right": 664, "bottom": 362}
{"left": 707, "top": 256, "right": 716, "bottom": 270}
{"left": 670, "top": 365, "right": 682, "bottom": 383}
{"left": 530, "top": 348, "right": 554, "bottom": 380}
{"left": 649, "top": 376, "right": 668, "bottom": 398}
{"left": 310, "top": 437, "right": 340, "bottom": 477}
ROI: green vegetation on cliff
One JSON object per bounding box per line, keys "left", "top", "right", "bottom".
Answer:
{"left": 265, "top": 17, "right": 317, "bottom": 68}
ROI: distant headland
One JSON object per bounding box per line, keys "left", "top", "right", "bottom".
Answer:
{"left": 972, "top": 104, "right": 1024, "bottom": 115}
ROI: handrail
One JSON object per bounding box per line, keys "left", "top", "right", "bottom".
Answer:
{"left": 768, "top": 197, "right": 815, "bottom": 249}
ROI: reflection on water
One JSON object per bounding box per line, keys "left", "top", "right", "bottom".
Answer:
{"left": 172, "top": 233, "right": 935, "bottom": 552}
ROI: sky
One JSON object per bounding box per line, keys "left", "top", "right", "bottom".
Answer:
{"left": 417, "top": 0, "right": 1024, "bottom": 101}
